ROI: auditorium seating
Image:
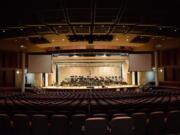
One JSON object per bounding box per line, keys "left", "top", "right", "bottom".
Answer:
{"left": 50, "top": 115, "right": 69, "bottom": 135}
{"left": 1, "top": 89, "right": 180, "bottom": 135}
{"left": 85, "top": 117, "right": 108, "bottom": 135}
{"left": 110, "top": 116, "right": 133, "bottom": 135}
{"left": 132, "top": 112, "right": 147, "bottom": 135}
{"left": 1, "top": 111, "right": 179, "bottom": 135}
{"left": 147, "top": 111, "right": 165, "bottom": 135}
{"left": 1, "top": 89, "right": 180, "bottom": 115}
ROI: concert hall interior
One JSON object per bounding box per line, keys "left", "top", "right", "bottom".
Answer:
{"left": 0, "top": 0, "right": 180, "bottom": 135}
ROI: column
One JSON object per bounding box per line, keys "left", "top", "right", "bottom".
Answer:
{"left": 21, "top": 52, "right": 25, "bottom": 93}
{"left": 56, "top": 64, "right": 59, "bottom": 85}
{"left": 132, "top": 72, "right": 136, "bottom": 85}
{"left": 137, "top": 72, "right": 141, "bottom": 85}
{"left": 45, "top": 73, "right": 48, "bottom": 87}
{"left": 154, "top": 51, "right": 159, "bottom": 87}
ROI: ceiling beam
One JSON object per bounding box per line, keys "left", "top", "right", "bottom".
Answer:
{"left": 62, "top": 0, "right": 76, "bottom": 35}
{"left": 107, "top": 0, "right": 129, "bottom": 34}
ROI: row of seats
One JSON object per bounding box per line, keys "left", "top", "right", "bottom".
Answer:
{"left": 1, "top": 90, "right": 180, "bottom": 115}
{"left": 1, "top": 110, "right": 180, "bottom": 135}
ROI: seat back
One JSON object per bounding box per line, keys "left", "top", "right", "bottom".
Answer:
{"left": 110, "top": 116, "right": 133, "bottom": 135}
{"left": 147, "top": 111, "right": 165, "bottom": 135}
{"left": 13, "top": 114, "right": 30, "bottom": 135}
{"left": 71, "top": 114, "right": 86, "bottom": 135}
{"left": 0, "top": 114, "right": 11, "bottom": 135}
{"left": 166, "top": 110, "right": 180, "bottom": 134}
{"left": 132, "top": 112, "right": 147, "bottom": 135}
{"left": 85, "top": 117, "right": 108, "bottom": 135}
{"left": 51, "top": 114, "right": 69, "bottom": 135}
{"left": 32, "top": 114, "right": 48, "bottom": 135}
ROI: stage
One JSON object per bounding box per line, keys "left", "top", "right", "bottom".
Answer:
{"left": 42, "top": 85, "right": 139, "bottom": 90}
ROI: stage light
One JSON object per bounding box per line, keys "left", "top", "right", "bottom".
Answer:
{"left": 102, "top": 54, "right": 107, "bottom": 57}
{"left": 73, "top": 54, "right": 78, "bottom": 57}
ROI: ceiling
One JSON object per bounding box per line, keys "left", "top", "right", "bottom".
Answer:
{"left": 0, "top": 0, "right": 180, "bottom": 52}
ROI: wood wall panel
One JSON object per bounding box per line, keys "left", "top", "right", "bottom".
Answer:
{"left": 0, "top": 51, "right": 22, "bottom": 88}
{"left": 159, "top": 48, "right": 180, "bottom": 83}
{"left": 176, "top": 49, "right": 180, "bottom": 66}
{"left": 0, "top": 53, "right": 2, "bottom": 67}
{"left": 164, "top": 68, "right": 174, "bottom": 81}
{"left": 5, "top": 71, "right": 15, "bottom": 87}
{"left": 174, "top": 68, "right": 180, "bottom": 81}
{"left": 0, "top": 71, "right": 4, "bottom": 87}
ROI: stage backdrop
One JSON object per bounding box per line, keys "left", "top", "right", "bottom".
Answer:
{"left": 58, "top": 66, "right": 122, "bottom": 83}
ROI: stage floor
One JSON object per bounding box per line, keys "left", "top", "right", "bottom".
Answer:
{"left": 42, "top": 85, "right": 139, "bottom": 90}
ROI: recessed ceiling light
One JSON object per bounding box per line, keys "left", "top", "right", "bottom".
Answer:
{"left": 174, "top": 29, "right": 177, "bottom": 32}
{"left": 58, "top": 25, "right": 62, "bottom": 28}
{"left": 38, "top": 26, "right": 42, "bottom": 29}
{"left": 20, "top": 28, "right": 23, "bottom": 31}
{"left": 62, "top": 39, "right": 65, "bottom": 41}
{"left": 2, "top": 30, "right": 6, "bottom": 33}
{"left": 159, "top": 27, "right": 162, "bottom": 30}
{"left": 126, "top": 38, "right": 129, "bottom": 42}
{"left": 115, "top": 38, "right": 119, "bottom": 41}
{"left": 52, "top": 39, "right": 55, "bottom": 42}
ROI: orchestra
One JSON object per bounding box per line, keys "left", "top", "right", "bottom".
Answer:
{"left": 60, "top": 76, "right": 127, "bottom": 87}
